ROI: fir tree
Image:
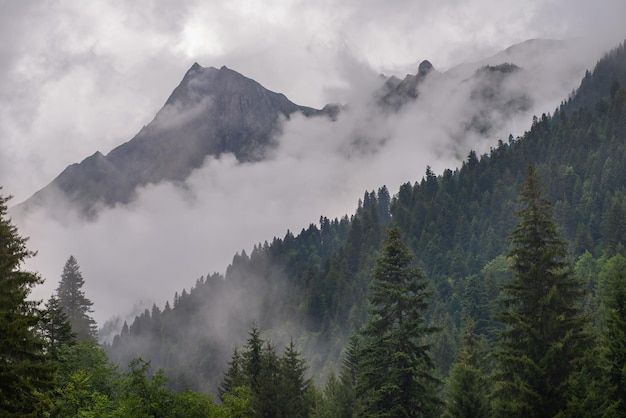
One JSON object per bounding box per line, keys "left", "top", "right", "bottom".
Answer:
{"left": 220, "top": 347, "right": 244, "bottom": 400}
{"left": 0, "top": 192, "right": 55, "bottom": 416}
{"left": 40, "top": 295, "right": 76, "bottom": 359}
{"left": 601, "top": 253, "right": 626, "bottom": 413}
{"left": 356, "top": 227, "right": 440, "bottom": 417}
{"left": 56, "top": 255, "right": 97, "bottom": 340}
{"left": 279, "top": 339, "right": 313, "bottom": 417}
{"left": 492, "top": 165, "right": 591, "bottom": 417}
{"left": 255, "top": 341, "right": 281, "bottom": 417}
{"left": 241, "top": 325, "right": 264, "bottom": 395}
{"left": 443, "top": 321, "right": 490, "bottom": 418}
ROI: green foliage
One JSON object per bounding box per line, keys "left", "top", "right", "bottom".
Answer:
{"left": 111, "top": 358, "right": 174, "bottom": 417}
{"left": 51, "top": 369, "right": 112, "bottom": 417}
{"left": 40, "top": 295, "right": 77, "bottom": 359}
{"left": 219, "top": 386, "right": 253, "bottom": 417}
{"left": 111, "top": 357, "right": 225, "bottom": 418}
{"left": 220, "top": 325, "right": 315, "bottom": 417}
{"left": 356, "top": 227, "right": 441, "bottom": 417}
{"left": 280, "top": 339, "right": 314, "bottom": 417}
{"left": 0, "top": 191, "right": 55, "bottom": 416}
{"left": 53, "top": 340, "right": 117, "bottom": 399}
{"left": 443, "top": 322, "right": 490, "bottom": 418}
{"left": 57, "top": 255, "right": 98, "bottom": 340}
{"left": 492, "top": 166, "right": 591, "bottom": 417}
{"left": 601, "top": 254, "right": 626, "bottom": 412}
{"left": 48, "top": 341, "right": 229, "bottom": 418}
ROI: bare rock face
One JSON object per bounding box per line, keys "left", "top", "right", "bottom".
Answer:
{"left": 417, "top": 60, "right": 434, "bottom": 78}
{"left": 19, "top": 64, "right": 318, "bottom": 217}
{"left": 380, "top": 60, "right": 439, "bottom": 109}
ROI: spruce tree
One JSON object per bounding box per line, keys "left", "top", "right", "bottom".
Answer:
{"left": 40, "top": 295, "right": 76, "bottom": 359}
{"left": 356, "top": 227, "right": 440, "bottom": 417}
{"left": 492, "top": 165, "right": 590, "bottom": 417}
{"left": 443, "top": 321, "right": 490, "bottom": 418}
{"left": 56, "top": 255, "right": 97, "bottom": 340}
{"left": 219, "top": 347, "right": 244, "bottom": 400}
{"left": 0, "top": 192, "right": 54, "bottom": 415}
{"left": 601, "top": 254, "right": 626, "bottom": 412}
{"left": 279, "top": 339, "right": 313, "bottom": 417}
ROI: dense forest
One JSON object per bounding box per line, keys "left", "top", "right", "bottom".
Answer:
{"left": 2, "top": 40, "right": 626, "bottom": 416}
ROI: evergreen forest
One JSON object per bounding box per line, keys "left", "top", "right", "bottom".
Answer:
{"left": 2, "top": 40, "right": 626, "bottom": 416}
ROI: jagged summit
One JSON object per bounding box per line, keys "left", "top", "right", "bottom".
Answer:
{"left": 379, "top": 59, "right": 438, "bottom": 109}
{"left": 417, "top": 60, "right": 434, "bottom": 78}
{"left": 18, "top": 64, "right": 319, "bottom": 217}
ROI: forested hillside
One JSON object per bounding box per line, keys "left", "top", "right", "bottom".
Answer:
{"left": 105, "top": 39, "right": 626, "bottom": 399}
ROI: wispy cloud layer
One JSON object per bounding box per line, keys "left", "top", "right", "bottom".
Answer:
{"left": 2, "top": 0, "right": 625, "bottom": 324}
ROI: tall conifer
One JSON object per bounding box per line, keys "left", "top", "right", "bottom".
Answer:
{"left": 356, "top": 227, "right": 440, "bottom": 417}
{"left": 602, "top": 254, "right": 626, "bottom": 412}
{"left": 56, "top": 255, "right": 97, "bottom": 340}
{"left": 443, "top": 321, "right": 490, "bottom": 418}
{"left": 492, "top": 165, "right": 590, "bottom": 416}
{"left": 0, "top": 192, "right": 54, "bottom": 415}
{"left": 40, "top": 295, "right": 76, "bottom": 358}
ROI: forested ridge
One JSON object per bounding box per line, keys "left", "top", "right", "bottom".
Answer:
{"left": 2, "top": 40, "right": 626, "bottom": 416}
{"left": 108, "top": 39, "right": 626, "bottom": 385}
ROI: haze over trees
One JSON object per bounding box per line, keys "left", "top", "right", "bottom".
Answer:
{"left": 103, "top": 40, "right": 626, "bottom": 416}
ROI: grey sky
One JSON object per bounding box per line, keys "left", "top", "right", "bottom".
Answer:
{"left": 1, "top": 0, "right": 624, "bottom": 324}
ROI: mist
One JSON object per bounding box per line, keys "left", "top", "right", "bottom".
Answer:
{"left": 12, "top": 34, "right": 611, "bottom": 333}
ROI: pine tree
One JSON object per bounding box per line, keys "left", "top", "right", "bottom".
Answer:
{"left": 492, "top": 165, "right": 590, "bottom": 417}
{"left": 279, "top": 339, "right": 313, "bottom": 417}
{"left": 356, "top": 227, "right": 440, "bottom": 417}
{"left": 56, "top": 255, "right": 97, "bottom": 340}
{"left": 220, "top": 347, "right": 244, "bottom": 400}
{"left": 40, "top": 295, "right": 76, "bottom": 358}
{"left": 241, "top": 325, "right": 264, "bottom": 395}
{"left": 601, "top": 254, "right": 626, "bottom": 412}
{"left": 443, "top": 321, "right": 490, "bottom": 418}
{"left": 255, "top": 341, "right": 281, "bottom": 417}
{"left": 0, "top": 192, "right": 55, "bottom": 415}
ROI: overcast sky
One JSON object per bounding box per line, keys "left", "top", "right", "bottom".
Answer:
{"left": 1, "top": 0, "right": 625, "bottom": 325}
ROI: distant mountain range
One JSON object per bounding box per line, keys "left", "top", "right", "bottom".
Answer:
{"left": 15, "top": 38, "right": 589, "bottom": 218}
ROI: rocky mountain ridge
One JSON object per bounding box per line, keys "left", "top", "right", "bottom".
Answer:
{"left": 18, "top": 64, "right": 319, "bottom": 217}
{"left": 16, "top": 38, "right": 590, "bottom": 218}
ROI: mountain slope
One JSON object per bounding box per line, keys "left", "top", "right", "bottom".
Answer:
{"left": 18, "top": 64, "right": 318, "bottom": 216}
{"left": 106, "top": 41, "right": 626, "bottom": 393}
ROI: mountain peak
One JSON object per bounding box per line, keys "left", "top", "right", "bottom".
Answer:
{"left": 418, "top": 60, "right": 434, "bottom": 78}
{"left": 18, "top": 64, "right": 320, "bottom": 217}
